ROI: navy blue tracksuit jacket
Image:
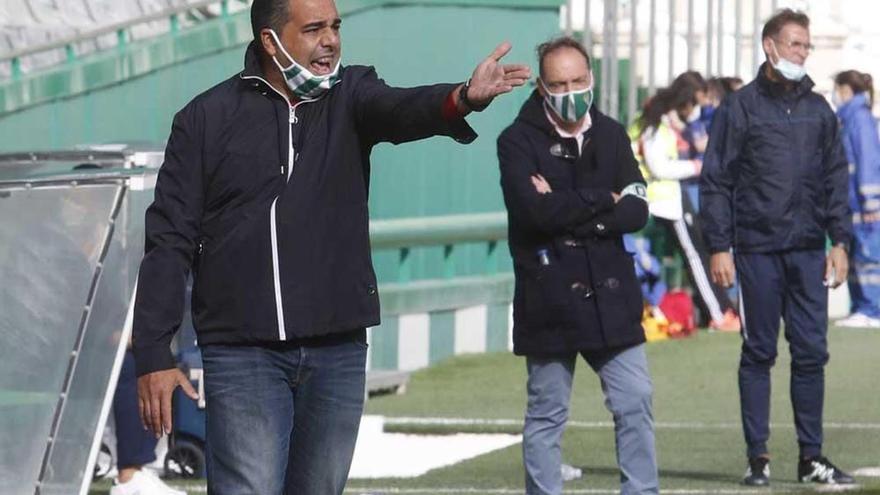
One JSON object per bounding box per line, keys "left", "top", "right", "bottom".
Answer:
{"left": 700, "top": 64, "right": 851, "bottom": 254}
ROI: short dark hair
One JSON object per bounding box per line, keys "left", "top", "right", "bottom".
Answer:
{"left": 537, "top": 37, "right": 591, "bottom": 79}
{"left": 251, "top": 0, "right": 290, "bottom": 40}
{"left": 761, "top": 8, "right": 809, "bottom": 40}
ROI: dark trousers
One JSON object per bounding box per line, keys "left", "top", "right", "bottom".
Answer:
{"left": 736, "top": 250, "right": 829, "bottom": 459}
{"left": 113, "top": 350, "right": 158, "bottom": 468}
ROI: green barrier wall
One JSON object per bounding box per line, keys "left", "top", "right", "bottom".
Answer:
{"left": 0, "top": 1, "right": 564, "bottom": 282}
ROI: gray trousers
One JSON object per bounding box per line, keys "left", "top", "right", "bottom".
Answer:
{"left": 523, "top": 344, "right": 659, "bottom": 495}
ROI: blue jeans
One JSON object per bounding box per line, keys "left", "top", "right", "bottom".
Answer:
{"left": 523, "top": 344, "right": 658, "bottom": 495}
{"left": 849, "top": 223, "right": 880, "bottom": 317}
{"left": 201, "top": 331, "right": 367, "bottom": 495}
{"left": 736, "top": 251, "right": 828, "bottom": 459}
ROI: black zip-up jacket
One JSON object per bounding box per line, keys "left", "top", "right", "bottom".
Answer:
{"left": 499, "top": 92, "right": 648, "bottom": 355}
{"left": 133, "top": 42, "right": 476, "bottom": 376}
{"left": 700, "top": 63, "right": 851, "bottom": 254}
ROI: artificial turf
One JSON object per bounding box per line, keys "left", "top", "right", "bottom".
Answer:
{"left": 91, "top": 327, "right": 880, "bottom": 494}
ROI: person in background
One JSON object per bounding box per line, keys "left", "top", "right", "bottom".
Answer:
{"left": 110, "top": 348, "right": 186, "bottom": 495}
{"left": 633, "top": 72, "right": 741, "bottom": 332}
{"left": 833, "top": 70, "right": 880, "bottom": 328}
{"left": 498, "top": 36, "right": 657, "bottom": 495}
{"left": 686, "top": 76, "right": 745, "bottom": 166}
{"left": 681, "top": 75, "right": 746, "bottom": 306}
{"left": 701, "top": 9, "right": 854, "bottom": 486}
{"left": 697, "top": 77, "right": 744, "bottom": 134}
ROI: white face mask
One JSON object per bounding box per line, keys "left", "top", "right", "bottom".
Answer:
{"left": 268, "top": 29, "right": 341, "bottom": 100}
{"left": 770, "top": 40, "right": 807, "bottom": 82}
{"left": 685, "top": 105, "right": 701, "bottom": 123}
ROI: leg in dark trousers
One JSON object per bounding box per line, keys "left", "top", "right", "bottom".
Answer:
{"left": 735, "top": 252, "right": 785, "bottom": 458}
{"left": 736, "top": 250, "right": 829, "bottom": 459}
{"left": 781, "top": 250, "right": 828, "bottom": 458}
{"left": 114, "top": 349, "right": 158, "bottom": 468}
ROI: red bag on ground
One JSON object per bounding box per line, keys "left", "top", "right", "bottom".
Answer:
{"left": 658, "top": 290, "right": 696, "bottom": 338}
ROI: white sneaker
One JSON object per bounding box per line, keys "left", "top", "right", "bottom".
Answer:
{"left": 835, "top": 313, "right": 880, "bottom": 328}
{"left": 109, "top": 470, "right": 187, "bottom": 495}
{"left": 561, "top": 463, "right": 583, "bottom": 481}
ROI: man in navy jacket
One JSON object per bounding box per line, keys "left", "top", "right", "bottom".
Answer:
{"left": 132, "top": 0, "right": 530, "bottom": 492}
{"left": 499, "top": 37, "right": 656, "bottom": 495}
{"left": 701, "top": 8, "right": 854, "bottom": 487}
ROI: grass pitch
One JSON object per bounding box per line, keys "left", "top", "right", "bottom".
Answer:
{"left": 91, "top": 327, "right": 880, "bottom": 494}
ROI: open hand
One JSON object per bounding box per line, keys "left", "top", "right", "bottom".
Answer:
{"left": 138, "top": 368, "right": 199, "bottom": 438}
{"left": 824, "top": 245, "right": 848, "bottom": 288}
{"left": 710, "top": 252, "right": 736, "bottom": 288}
{"left": 466, "top": 42, "right": 531, "bottom": 109}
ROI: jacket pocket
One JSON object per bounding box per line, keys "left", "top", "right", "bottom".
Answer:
{"left": 522, "top": 253, "right": 573, "bottom": 329}
{"left": 592, "top": 244, "right": 643, "bottom": 327}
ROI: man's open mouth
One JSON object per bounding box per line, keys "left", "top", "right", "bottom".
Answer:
{"left": 310, "top": 56, "right": 334, "bottom": 75}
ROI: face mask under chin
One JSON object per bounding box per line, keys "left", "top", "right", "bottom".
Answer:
{"left": 770, "top": 40, "right": 807, "bottom": 82}
{"left": 268, "top": 29, "right": 341, "bottom": 100}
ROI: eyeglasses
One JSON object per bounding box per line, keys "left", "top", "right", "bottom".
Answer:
{"left": 774, "top": 37, "right": 814, "bottom": 52}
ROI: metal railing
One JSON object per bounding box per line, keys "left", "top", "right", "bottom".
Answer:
{"left": 371, "top": 212, "right": 508, "bottom": 283}
{"left": 561, "top": 0, "right": 802, "bottom": 123}
{"left": 370, "top": 212, "right": 513, "bottom": 315}
{"left": 1, "top": 0, "right": 240, "bottom": 80}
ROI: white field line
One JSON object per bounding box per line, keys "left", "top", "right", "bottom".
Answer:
{"left": 853, "top": 467, "right": 880, "bottom": 477}
{"left": 340, "top": 488, "right": 863, "bottom": 494}
{"left": 168, "top": 484, "right": 867, "bottom": 494}
{"left": 384, "top": 416, "right": 880, "bottom": 430}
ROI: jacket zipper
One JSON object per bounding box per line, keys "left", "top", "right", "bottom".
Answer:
{"left": 240, "top": 73, "right": 313, "bottom": 341}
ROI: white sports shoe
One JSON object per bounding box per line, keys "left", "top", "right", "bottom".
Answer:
{"left": 835, "top": 312, "right": 880, "bottom": 328}
{"left": 561, "top": 463, "right": 583, "bottom": 481}
{"left": 109, "top": 470, "right": 187, "bottom": 495}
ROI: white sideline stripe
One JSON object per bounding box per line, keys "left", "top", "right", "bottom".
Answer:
{"left": 341, "top": 489, "right": 825, "bottom": 494}
{"left": 385, "top": 416, "right": 880, "bottom": 430}
{"left": 170, "top": 486, "right": 828, "bottom": 494}
{"left": 854, "top": 467, "right": 880, "bottom": 477}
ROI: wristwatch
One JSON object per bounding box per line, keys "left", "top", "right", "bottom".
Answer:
{"left": 459, "top": 79, "right": 489, "bottom": 112}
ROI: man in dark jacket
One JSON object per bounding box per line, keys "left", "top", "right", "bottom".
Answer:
{"left": 132, "top": 0, "right": 530, "bottom": 492}
{"left": 498, "top": 37, "right": 656, "bottom": 495}
{"left": 700, "top": 9, "right": 854, "bottom": 487}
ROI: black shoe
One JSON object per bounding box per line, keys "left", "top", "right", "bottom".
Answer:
{"left": 798, "top": 456, "right": 856, "bottom": 484}
{"left": 743, "top": 457, "right": 770, "bottom": 486}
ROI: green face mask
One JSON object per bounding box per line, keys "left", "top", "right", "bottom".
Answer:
{"left": 269, "top": 29, "right": 341, "bottom": 101}
{"left": 540, "top": 80, "right": 594, "bottom": 123}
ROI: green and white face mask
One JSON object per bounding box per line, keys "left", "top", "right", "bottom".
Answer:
{"left": 268, "top": 29, "right": 341, "bottom": 101}
{"left": 540, "top": 79, "right": 594, "bottom": 123}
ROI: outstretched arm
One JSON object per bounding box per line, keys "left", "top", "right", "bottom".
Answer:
{"left": 354, "top": 42, "right": 530, "bottom": 145}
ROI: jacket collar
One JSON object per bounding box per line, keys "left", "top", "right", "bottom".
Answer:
{"left": 516, "top": 89, "right": 603, "bottom": 138}
{"left": 755, "top": 61, "right": 815, "bottom": 99}
{"left": 240, "top": 41, "right": 267, "bottom": 80}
